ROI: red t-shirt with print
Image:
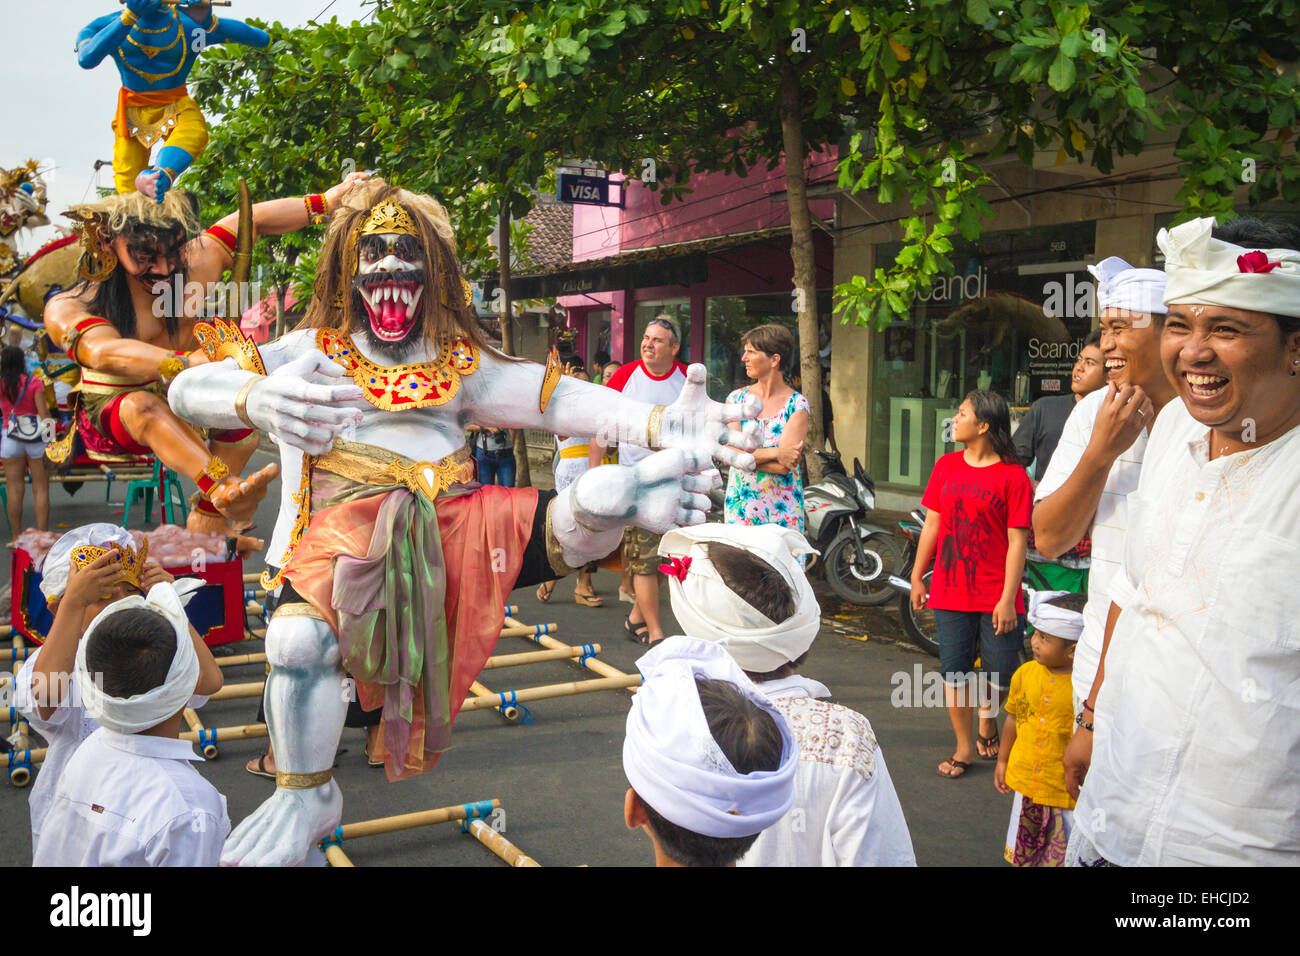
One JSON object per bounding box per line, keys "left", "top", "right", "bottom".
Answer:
{"left": 920, "top": 451, "right": 1033, "bottom": 613}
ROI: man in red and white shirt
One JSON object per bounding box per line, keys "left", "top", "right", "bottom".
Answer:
{"left": 591, "top": 316, "right": 687, "bottom": 645}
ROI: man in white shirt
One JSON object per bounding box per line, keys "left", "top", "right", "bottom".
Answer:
{"left": 14, "top": 524, "right": 223, "bottom": 857}
{"left": 34, "top": 581, "right": 229, "bottom": 867}
{"left": 656, "top": 523, "right": 915, "bottom": 866}
{"left": 590, "top": 316, "right": 689, "bottom": 645}
{"left": 1031, "top": 258, "right": 1174, "bottom": 715}
{"left": 1066, "top": 216, "right": 1300, "bottom": 865}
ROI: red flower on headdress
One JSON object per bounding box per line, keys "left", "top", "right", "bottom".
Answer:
{"left": 1237, "top": 250, "right": 1282, "bottom": 274}
{"left": 657, "top": 556, "right": 692, "bottom": 582}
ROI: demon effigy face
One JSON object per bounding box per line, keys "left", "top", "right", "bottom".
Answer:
{"left": 354, "top": 231, "right": 424, "bottom": 345}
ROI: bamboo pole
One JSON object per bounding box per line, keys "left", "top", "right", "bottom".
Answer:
{"left": 216, "top": 652, "right": 266, "bottom": 668}
{"left": 338, "top": 799, "right": 501, "bottom": 840}
{"left": 246, "top": 601, "right": 265, "bottom": 616}
{"left": 8, "top": 748, "right": 46, "bottom": 788}
{"left": 503, "top": 604, "right": 518, "bottom": 617}
{"left": 10, "top": 635, "right": 26, "bottom": 675}
{"left": 183, "top": 708, "right": 218, "bottom": 759}
{"left": 209, "top": 680, "right": 264, "bottom": 701}
{"left": 466, "top": 819, "right": 541, "bottom": 867}
{"left": 459, "top": 673, "right": 641, "bottom": 712}
{"left": 481, "top": 644, "right": 601, "bottom": 670}
{"left": 499, "top": 622, "right": 560, "bottom": 640}
{"left": 243, "top": 572, "right": 261, "bottom": 583}
{"left": 0, "top": 624, "right": 13, "bottom": 639}
{"left": 507, "top": 616, "right": 636, "bottom": 686}
{"left": 324, "top": 845, "right": 354, "bottom": 867}
{"left": 469, "top": 679, "right": 517, "bottom": 720}
{"left": 0, "top": 644, "right": 30, "bottom": 662}
{"left": 179, "top": 722, "right": 267, "bottom": 745}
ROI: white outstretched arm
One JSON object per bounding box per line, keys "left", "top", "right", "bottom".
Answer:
{"left": 463, "top": 352, "right": 762, "bottom": 471}
{"left": 170, "top": 334, "right": 366, "bottom": 454}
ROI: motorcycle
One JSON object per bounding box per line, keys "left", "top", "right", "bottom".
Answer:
{"left": 803, "top": 451, "right": 904, "bottom": 606}
{"left": 888, "top": 509, "right": 939, "bottom": 654}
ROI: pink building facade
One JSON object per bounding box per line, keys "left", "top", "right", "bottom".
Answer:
{"left": 555, "top": 151, "right": 837, "bottom": 396}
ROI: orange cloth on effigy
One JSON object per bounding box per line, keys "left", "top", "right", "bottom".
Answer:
{"left": 113, "top": 85, "right": 189, "bottom": 139}
{"left": 285, "top": 484, "right": 538, "bottom": 781}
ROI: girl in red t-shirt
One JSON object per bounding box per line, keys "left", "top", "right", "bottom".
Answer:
{"left": 911, "top": 390, "right": 1031, "bottom": 780}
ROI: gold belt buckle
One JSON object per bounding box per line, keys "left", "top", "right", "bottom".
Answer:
{"left": 392, "top": 457, "right": 457, "bottom": 500}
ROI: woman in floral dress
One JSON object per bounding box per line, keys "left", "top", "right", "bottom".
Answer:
{"left": 724, "top": 324, "right": 810, "bottom": 536}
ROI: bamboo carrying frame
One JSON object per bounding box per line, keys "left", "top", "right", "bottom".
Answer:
{"left": 319, "top": 798, "right": 541, "bottom": 867}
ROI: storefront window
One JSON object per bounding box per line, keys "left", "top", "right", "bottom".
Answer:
{"left": 704, "top": 292, "right": 831, "bottom": 396}
{"left": 870, "top": 222, "right": 1095, "bottom": 488}
{"left": 634, "top": 300, "right": 691, "bottom": 363}
{"left": 585, "top": 309, "right": 612, "bottom": 372}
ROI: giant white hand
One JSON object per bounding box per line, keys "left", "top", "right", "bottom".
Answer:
{"left": 571, "top": 447, "right": 715, "bottom": 536}
{"left": 244, "top": 350, "right": 366, "bottom": 455}
{"left": 657, "top": 364, "right": 761, "bottom": 471}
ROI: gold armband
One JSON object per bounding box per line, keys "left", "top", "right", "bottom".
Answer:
{"left": 646, "top": 405, "right": 667, "bottom": 449}
{"left": 235, "top": 375, "right": 263, "bottom": 430}
{"left": 121, "top": 10, "right": 138, "bottom": 27}
{"left": 158, "top": 355, "right": 185, "bottom": 385}
{"left": 276, "top": 769, "right": 333, "bottom": 790}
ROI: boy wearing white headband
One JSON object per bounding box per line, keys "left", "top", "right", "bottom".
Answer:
{"left": 13, "top": 524, "right": 223, "bottom": 858}
{"left": 33, "top": 582, "right": 230, "bottom": 867}
{"left": 1066, "top": 217, "right": 1300, "bottom": 866}
{"left": 994, "top": 591, "right": 1083, "bottom": 867}
{"left": 656, "top": 524, "right": 915, "bottom": 866}
{"left": 622, "top": 637, "right": 798, "bottom": 866}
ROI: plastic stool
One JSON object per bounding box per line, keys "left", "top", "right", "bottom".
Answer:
{"left": 122, "top": 459, "right": 161, "bottom": 527}
{"left": 159, "top": 464, "right": 187, "bottom": 525}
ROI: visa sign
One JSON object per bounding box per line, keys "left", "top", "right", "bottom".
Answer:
{"left": 557, "top": 170, "right": 623, "bottom": 208}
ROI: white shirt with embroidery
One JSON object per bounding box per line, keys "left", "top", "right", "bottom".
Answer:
{"left": 737, "top": 675, "right": 916, "bottom": 867}
{"left": 1034, "top": 387, "right": 1150, "bottom": 709}
{"left": 1074, "top": 401, "right": 1300, "bottom": 865}
{"left": 32, "top": 727, "right": 229, "bottom": 867}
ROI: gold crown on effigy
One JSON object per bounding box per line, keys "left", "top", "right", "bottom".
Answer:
{"left": 70, "top": 538, "right": 149, "bottom": 590}
{"left": 357, "top": 199, "right": 418, "bottom": 238}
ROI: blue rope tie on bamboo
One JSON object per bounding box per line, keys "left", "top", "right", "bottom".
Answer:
{"left": 320, "top": 825, "right": 344, "bottom": 850}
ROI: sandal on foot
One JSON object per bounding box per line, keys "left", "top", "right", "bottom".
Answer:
{"left": 977, "top": 733, "right": 1000, "bottom": 760}
{"left": 362, "top": 746, "right": 384, "bottom": 769}
{"left": 618, "top": 588, "right": 636, "bottom": 605}
{"left": 937, "top": 756, "right": 972, "bottom": 779}
{"left": 624, "top": 616, "right": 652, "bottom": 644}
{"left": 536, "top": 582, "right": 554, "bottom": 603}
{"left": 574, "top": 590, "right": 604, "bottom": 607}
{"left": 245, "top": 754, "right": 276, "bottom": 779}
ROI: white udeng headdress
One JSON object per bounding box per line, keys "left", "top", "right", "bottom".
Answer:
{"left": 1026, "top": 589, "right": 1084, "bottom": 643}
{"left": 75, "top": 582, "right": 199, "bottom": 735}
{"left": 657, "top": 523, "right": 820, "bottom": 673}
{"left": 1087, "top": 256, "right": 1168, "bottom": 316}
{"left": 623, "top": 637, "right": 797, "bottom": 839}
{"left": 1159, "top": 216, "right": 1300, "bottom": 318}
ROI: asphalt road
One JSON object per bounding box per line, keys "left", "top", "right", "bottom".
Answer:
{"left": 1, "top": 450, "right": 1010, "bottom": 867}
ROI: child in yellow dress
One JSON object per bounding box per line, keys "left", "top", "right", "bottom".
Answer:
{"left": 995, "top": 591, "right": 1084, "bottom": 866}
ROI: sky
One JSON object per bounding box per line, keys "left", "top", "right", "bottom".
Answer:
{"left": 1, "top": 0, "right": 372, "bottom": 253}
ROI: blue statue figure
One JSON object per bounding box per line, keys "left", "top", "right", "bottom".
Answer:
{"left": 77, "top": 0, "right": 269, "bottom": 203}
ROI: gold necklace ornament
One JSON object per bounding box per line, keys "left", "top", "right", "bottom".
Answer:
{"left": 126, "top": 24, "right": 180, "bottom": 58}
{"left": 316, "top": 328, "right": 479, "bottom": 411}
{"left": 131, "top": 9, "right": 179, "bottom": 33}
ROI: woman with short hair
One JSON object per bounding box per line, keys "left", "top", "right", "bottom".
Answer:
{"left": 0, "top": 344, "right": 52, "bottom": 537}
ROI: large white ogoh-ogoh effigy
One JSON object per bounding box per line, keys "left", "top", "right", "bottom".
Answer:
{"left": 168, "top": 181, "right": 761, "bottom": 866}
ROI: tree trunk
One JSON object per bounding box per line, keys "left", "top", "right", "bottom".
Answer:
{"left": 497, "top": 200, "right": 532, "bottom": 487}
{"left": 778, "top": 58, "right": 825, "bottom": 484}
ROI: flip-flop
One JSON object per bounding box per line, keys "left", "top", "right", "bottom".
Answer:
{"left": 624, "top": 616, "right": 652, "bottom": 644}
{"left": 977, "top": 733, "right": 1000, "bottom": 760}
{"left": 536, "top": 582, "right": 554, "bottom": 603}
{"left": 245, "top": 754, "right": 275, "bottom": 779}
{"left": 937, "top": 756, "right": 972, "bottom": 779}
{"left": 574, "top": 590, "right": 604, "bottom": 607}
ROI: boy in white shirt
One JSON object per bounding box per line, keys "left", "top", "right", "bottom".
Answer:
{"left": 15, "top": 524, "right": 223, "bottom": 859}
{"left": 656, "top": 523, "right": 916, "bottom": 866}
{"left": 34, "top": 581, "right": 230, "bottom": 867}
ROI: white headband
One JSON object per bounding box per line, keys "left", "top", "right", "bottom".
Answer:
{"left": 75, "top": 582, "right": 199, "bottom": 735}
{"left": 1026, "top": 589, "right": 1084, "bottom": 643}
{"left": 1160, "top": 217, "right": 1300, "bottom": 318}
{"left": 658, "top": 523, "right": 820, "bottom": 673}
{"left": 1087, "top": 256, "right": 1168, "bottom": 317}
{"left": 623, "top": 637, "right": 797, "bottom": 839}
{"left": 39, "top": 523, "right": 137, "bottom": 602}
